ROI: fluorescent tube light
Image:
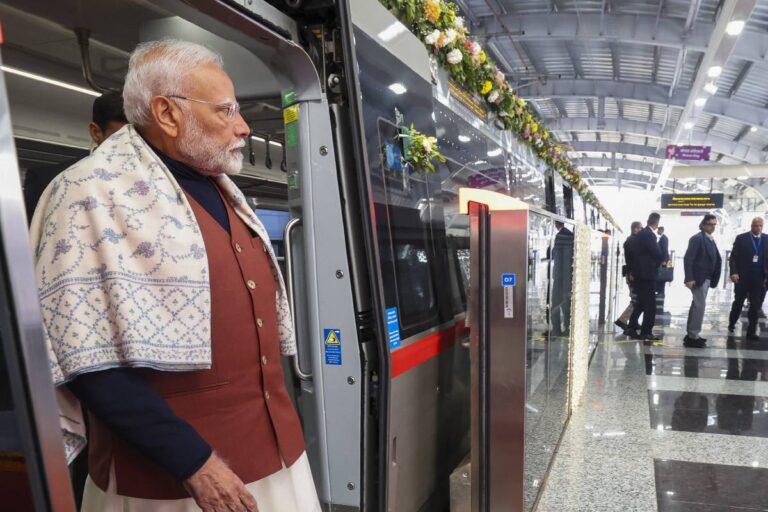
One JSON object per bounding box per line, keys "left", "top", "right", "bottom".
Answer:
{"left": 1, "top": 65, "right": 100, "bottom": 97}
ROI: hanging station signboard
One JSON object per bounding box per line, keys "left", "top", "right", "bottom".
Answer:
{"left": 665, "top": 145, "right": 711, "bottom": 161}
{"left": 661, "top": 193, "right": 724, "bottom": 209}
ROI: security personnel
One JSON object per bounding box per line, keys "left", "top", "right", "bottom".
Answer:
{"left": 728, "top": 217, "right": 768, "bottom": 339}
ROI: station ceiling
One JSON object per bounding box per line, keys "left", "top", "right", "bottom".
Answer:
{"left": 456, "top": 0, "right": 768, "bottom": 190}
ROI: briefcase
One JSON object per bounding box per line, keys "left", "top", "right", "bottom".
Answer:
{"left": 657, "top": 265, "right": 674, "bottom": 282}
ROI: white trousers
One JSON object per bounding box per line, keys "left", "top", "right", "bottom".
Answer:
{"left": 81, "top": 452, "right": 321, "bottom": 512}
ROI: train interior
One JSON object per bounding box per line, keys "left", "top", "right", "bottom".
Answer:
{"left": 0, "top": 1, "right": 617, "bottom": 511}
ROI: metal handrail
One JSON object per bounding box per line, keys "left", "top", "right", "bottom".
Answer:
{"left": 283, "top": 217, "right": 312, "bottom": 380}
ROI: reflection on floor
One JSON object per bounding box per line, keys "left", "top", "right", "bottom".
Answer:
{"left": 536, "top": 282, "right": 768, "bottom": 511}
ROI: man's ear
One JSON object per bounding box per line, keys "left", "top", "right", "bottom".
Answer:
{"left": 88, "top": 122, "right": 104, "bottom": 145}
{"left": 149, "top": 96, "right": 182, "bottom": 138}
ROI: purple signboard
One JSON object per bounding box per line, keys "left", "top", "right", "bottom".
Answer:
{"left": 665, "top": 145, "right": 711, "bottom": 161}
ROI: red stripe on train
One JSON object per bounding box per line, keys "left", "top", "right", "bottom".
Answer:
{"left": 391, "top": 320, "right": 468, "bottom": 378}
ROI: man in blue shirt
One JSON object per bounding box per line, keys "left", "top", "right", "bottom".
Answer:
{"left": 728, "top": 217, "right": 768, "bottom": 339}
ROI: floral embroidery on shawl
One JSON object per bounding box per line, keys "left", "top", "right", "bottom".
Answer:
{"left": 29, "top": 125, "right": 296, "bottom": 461}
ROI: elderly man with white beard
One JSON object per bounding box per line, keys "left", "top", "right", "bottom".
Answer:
{"left": 29, "top": 40, "right": 320, "bottom": 512}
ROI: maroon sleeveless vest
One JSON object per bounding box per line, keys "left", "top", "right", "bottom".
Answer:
{"left": 88, "top": 187, "right": 305, "bottom": 499}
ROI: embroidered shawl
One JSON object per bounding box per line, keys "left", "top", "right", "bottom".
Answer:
{"left": 29, "top": 125, "right": 296, "bottom": 459}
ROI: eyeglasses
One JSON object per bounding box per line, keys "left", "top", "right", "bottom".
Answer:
{"left": 705, "top": 222, "right": 718, "bottom": 226}
{"left": 167, "top": 95, "right": 241, "bottom": 121}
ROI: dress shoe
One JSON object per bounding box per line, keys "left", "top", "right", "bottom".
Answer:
{"left": 683, "top": 335, "right": 706, "bottom": 348}
{"left": 614, "top": 319, "right": 628, "bottom": 330}
{"left": 641, "top": 333, "right": 661, "bottom": 341}
{"left": 623, "top": 329, "right": 640, "bottom": 339}
{"left": 727, "top": 325, "right": 735, "bottom": 334}
{"left": 746, "top": 332, "right": 760, "bottom": 340}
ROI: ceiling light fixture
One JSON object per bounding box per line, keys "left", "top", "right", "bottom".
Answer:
{"left": 703, "top": 82, "right": 719, "bottom": 95}
{"left": 1, "top": 65, "right": 100, "bottom": 97}
{"left": 458, "top": 135, "right": 471, "bottom": 143}
{"left": 694, "top": 97, "right": 707, "bottom": 107}
{"left": 388, "top": 83, "right": 407, "bottom": 95}
{"left": 751, "top": 126, "right": 758, "bottom": 132}
{"left": 487, "top": 148, "right": 503, "bottom": 157}
{"left": 726, "top": 20, "right": 746, "bottom": 36}
{"left": 684, "top": 121, "right": 695, "bottom": 130}
{"left": 708, "top": 66, "right": 723, "bottom": 78}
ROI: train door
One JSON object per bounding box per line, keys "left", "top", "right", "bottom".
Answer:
{"left": 0, "top": 43, "right": 76, "bottom": 511}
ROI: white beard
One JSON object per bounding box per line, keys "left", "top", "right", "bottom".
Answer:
{"left": 178, "top": 113, "right": 245, "bottom": 175}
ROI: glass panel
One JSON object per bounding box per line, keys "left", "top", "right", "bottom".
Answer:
{"left": 524, "top": 212, "right": 552, "bottom": 510}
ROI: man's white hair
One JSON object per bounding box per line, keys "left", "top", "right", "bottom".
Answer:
{"left": 123, "top": 39, "right": 224, "bottom": 128}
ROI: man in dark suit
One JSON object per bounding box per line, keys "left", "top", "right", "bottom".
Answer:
{"left": 627, "top": 213, "right": 663, "bottom": 341}
{"left": 23, "top": 91, "right": 127, "bottom": 221}
{"left": 727, "top": 217, "right": 768, "bottom": 339}
{"left": 656, "top": 226, "right": 670, "bottom": 296}
{"left": 615, "top": 221, "right": 642, "bottom": 333}
{"left": 551, "top": 221, "right": 574, "bottom": 336}
{"left": 683, "top": 213, "right": 722, "bottom": 347}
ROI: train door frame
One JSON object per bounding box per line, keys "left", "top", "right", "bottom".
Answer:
{"left": 168, "top": 1, "right": 366, "bottom": 509}
{"left": 0, "top": 48, "right": 76, "bottom": 511}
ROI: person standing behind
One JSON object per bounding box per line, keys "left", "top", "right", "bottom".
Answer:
{"left": 627, "top": 213, "right": 663, "bottom": 341}
{"left": 23, "top": 91, "right": 127, "bottom": 221}
{"left": 615, "top": 221, "right": 642, "bottom": 334}
{"left": 656, "top": 226, "right": 670, "bottom": 296}
{"left": 683, "top": 214, "right": 722, "bottom": 347}
{"left": 727, "top": 217, "right": 768, "bottom": 339}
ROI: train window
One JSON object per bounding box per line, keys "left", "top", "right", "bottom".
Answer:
{"left": 253, "top": 208, "right": 289, "bottom": 257}
{"left": 553, "top": 173, "right": 566, "bottom": 217}
{"left": 374, "top": 119, "right": 442, "bottom": 338}
{"left": 563, "top": 184, "right": 574, "bottom": 219}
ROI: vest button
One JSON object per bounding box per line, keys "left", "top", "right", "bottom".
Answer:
{"left": 247, "top": 280, "right": 256, "bottom": 289}
{"left": 235, "top": 243, "right": 242, "bottom": 253}
{"left": 264, "top": 390, "right": 270, "bottom": 400}
{"left": 257, "top": 318, "right": 264, "bottom": 328}
{"left": 261, "top": 355, "right": 268, "bottom": 365}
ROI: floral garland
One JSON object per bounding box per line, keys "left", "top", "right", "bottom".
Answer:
{"left": 379, "top": 0, "right": 618, "bottom": 228}
{"left": 401, "top": 124, "right": 446, "bottom": 173}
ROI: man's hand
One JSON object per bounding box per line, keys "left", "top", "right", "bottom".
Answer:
{"left": 184, "top": 453, "right": 258, "bottom": 512}
{"left": 685, "top": 280, "right": 696, "bottom": 289}
{"left": 731, "top": 273, "right": 740, "bottom": 284}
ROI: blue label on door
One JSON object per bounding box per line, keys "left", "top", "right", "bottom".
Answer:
{"left": 386, "top": 307, "right": 402, "bottom": 349}
{"left": 324, "top": 329, "right": 342, "bottom": 365}
{"left": 502, "top": 273, "right": 516, "bottom": 287}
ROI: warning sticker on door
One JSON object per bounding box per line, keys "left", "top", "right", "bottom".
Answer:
{"left": 386, "top": 307, "right": 401, "bottom": 350}
{"left": 324, "top": 329, "right": 342, "bottom": 365}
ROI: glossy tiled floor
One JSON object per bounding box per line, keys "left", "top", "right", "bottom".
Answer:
{"left": 537, "top": 283, "right": 768, "bottom": 511}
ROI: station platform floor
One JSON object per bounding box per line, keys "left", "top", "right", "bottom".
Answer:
{"left": 537, "top": 281, "right": 768, "bottom": 511}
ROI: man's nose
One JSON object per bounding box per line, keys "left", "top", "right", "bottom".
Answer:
{"left": 233, "top": 112, "right": 250, "bottom": 137}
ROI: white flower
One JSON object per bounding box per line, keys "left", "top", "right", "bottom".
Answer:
{"left": 424, "top": 29, "right": 441, "bottom": 45}
{"left": 488, "top": 90, "right": 500, "bottom": 103}
{"left": 454, "top": 16, "right": 466, "bottom": 31}
{"left": 444, "top": 28, "right": 458, "bottom": 45}
{"left": 471, "top": 41, "right": 482, "bottom": 56}
{"left": 422, "top": 138, "right": 433, "bottom": 154}
{"left": 447, "top": 49, "right": 463, "bottom": 64}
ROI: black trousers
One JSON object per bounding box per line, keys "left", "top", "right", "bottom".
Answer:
{"left": 629, "top": 279, "right": 656, "bottom": 335}
{"left": 728, "top": 276, "right": 767, "bottom": 334}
